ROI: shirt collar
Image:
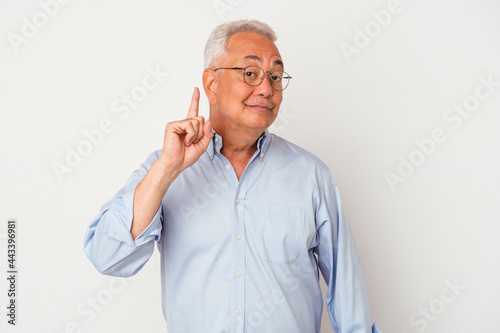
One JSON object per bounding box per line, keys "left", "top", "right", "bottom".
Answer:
{"left": 206, "top": 128, "right": 271, "bottom": 161}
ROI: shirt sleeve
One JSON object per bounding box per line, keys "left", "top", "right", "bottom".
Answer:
{"left": 83, "top": 151, "right": 163, "bottom": 277}
{"left": 314, "top": 173, "right": 382, "bottom": 333}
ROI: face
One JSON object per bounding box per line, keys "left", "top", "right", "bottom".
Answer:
{"left": 209, "top": 32, "right": 284, "bottom": 134}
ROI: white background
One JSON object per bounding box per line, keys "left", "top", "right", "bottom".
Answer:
{"left": 1, "top": 0, "right": 499, "bottom": 332}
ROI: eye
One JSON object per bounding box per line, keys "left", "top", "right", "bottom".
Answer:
{"left": 244, "top": 70, "right": 258, "bottom": 77}
{"left": 271, "top": 72, "right": 284, "bottom": 82}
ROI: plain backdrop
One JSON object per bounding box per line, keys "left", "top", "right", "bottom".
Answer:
{"left": 1, "top": 0, "right": 499, "bottom": 332}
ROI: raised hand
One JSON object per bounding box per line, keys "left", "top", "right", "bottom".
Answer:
{"left": 158, "top": 87, "right": 213, "bottom": 173}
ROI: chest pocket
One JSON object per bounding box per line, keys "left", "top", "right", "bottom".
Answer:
{"left": 251, "top": 205, "right": 306, "bottom": 264}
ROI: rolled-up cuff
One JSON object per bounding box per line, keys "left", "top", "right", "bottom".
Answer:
{"left": 104, "top": 189, "right": 162, "bottom": 247}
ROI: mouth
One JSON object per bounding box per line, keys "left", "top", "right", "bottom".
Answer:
{"left": 246, "top": 103, "right": 273, "bottom": 112}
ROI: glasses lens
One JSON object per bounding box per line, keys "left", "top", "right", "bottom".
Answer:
{"left": 241, "top": 67, "right": 291, "bottom": 90}
{"left": 243, "top": 67, "right": 263, "bottom": 86}
{"left": 271, "top": 71, "right": 291, "bottom": 91}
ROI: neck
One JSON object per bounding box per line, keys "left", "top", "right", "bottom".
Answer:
{"left": 216, "top": 126, "right": 262, "bottom": 161}
{"left": 211, "top": 120, "right": 264, "bottom": 180}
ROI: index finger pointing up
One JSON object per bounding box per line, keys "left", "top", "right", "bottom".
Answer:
{"left": 187, "top": 87, "right": 200, "bottom": 118}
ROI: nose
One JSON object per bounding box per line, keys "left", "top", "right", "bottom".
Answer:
{"left": 254, "top": 72, "right": 273, "bottom": 98}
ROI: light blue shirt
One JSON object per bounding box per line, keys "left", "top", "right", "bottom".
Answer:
{"left": 84, "top": 130, "right": 381, "bottom": 333}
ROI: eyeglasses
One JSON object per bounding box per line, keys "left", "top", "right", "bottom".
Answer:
{"left": 214, "top": 66, "right": 292, "bottom": 91}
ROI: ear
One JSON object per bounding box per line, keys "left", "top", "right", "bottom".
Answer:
{"left": 203, "top": 68, "right": 218, "bottom": 104}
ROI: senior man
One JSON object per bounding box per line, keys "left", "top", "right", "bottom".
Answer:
{"left": 84, "top": 20, "right": 381, "bottom": 333}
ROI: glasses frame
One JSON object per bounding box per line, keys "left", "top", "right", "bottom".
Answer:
{"left": 214, "top": 66, "right": 292, "bottom": 91}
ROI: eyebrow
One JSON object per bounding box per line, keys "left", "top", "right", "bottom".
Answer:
{"left": 242, "top": 55, "right": 284, "bottom": 68}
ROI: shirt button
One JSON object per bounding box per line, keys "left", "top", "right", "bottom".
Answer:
{"left": 260, "top": 153, "right": 264, "bottom": 158}
{"left": 235, "top": 309, "right": 240, "bottom": 315}
{"left": 226, "top": 164, "right": 231, "bottom": 170}
{"left": 235, "top": 272, "right": 241, "bottom": 277}
{"left": 209, "top": 153, "right": 213, "bottom": 157}
{"left": 235, "top": 198, "right": 240, "bottom": 204}
{"left": 236, "top": 234, "right": 242, "bottom": 240}
{"left": 215, "top": 137, "right": 219, "bottom": 143}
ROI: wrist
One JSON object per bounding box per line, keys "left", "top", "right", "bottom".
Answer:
{"left": 148, "top": 158, "right": 180, "bottom": 192}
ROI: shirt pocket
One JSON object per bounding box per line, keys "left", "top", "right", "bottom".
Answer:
{"left": 252, "top": 204, "right": 306, "bottom": 264}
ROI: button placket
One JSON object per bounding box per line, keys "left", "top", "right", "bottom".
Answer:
{"left": 231, "top": 171, "right": 249, "bottom": 331}
{"left": 228, "top": 161, "right": 246, "bottom": 331}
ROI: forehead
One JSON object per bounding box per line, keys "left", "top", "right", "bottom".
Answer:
{"left": 225, "top": 32, "right": 283, "bottom": 67}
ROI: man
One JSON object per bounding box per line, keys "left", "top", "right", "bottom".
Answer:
{"left": 84, "top": 20, "right": 382, "bottom": 333}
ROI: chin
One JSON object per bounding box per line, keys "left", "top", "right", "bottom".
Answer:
{"left": 244, "top": 115, "right": 275, "bottom": 130}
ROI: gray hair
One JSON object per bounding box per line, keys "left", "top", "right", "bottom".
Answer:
{"left": 204, "top": 19, "right": 277, "bottom": 68}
